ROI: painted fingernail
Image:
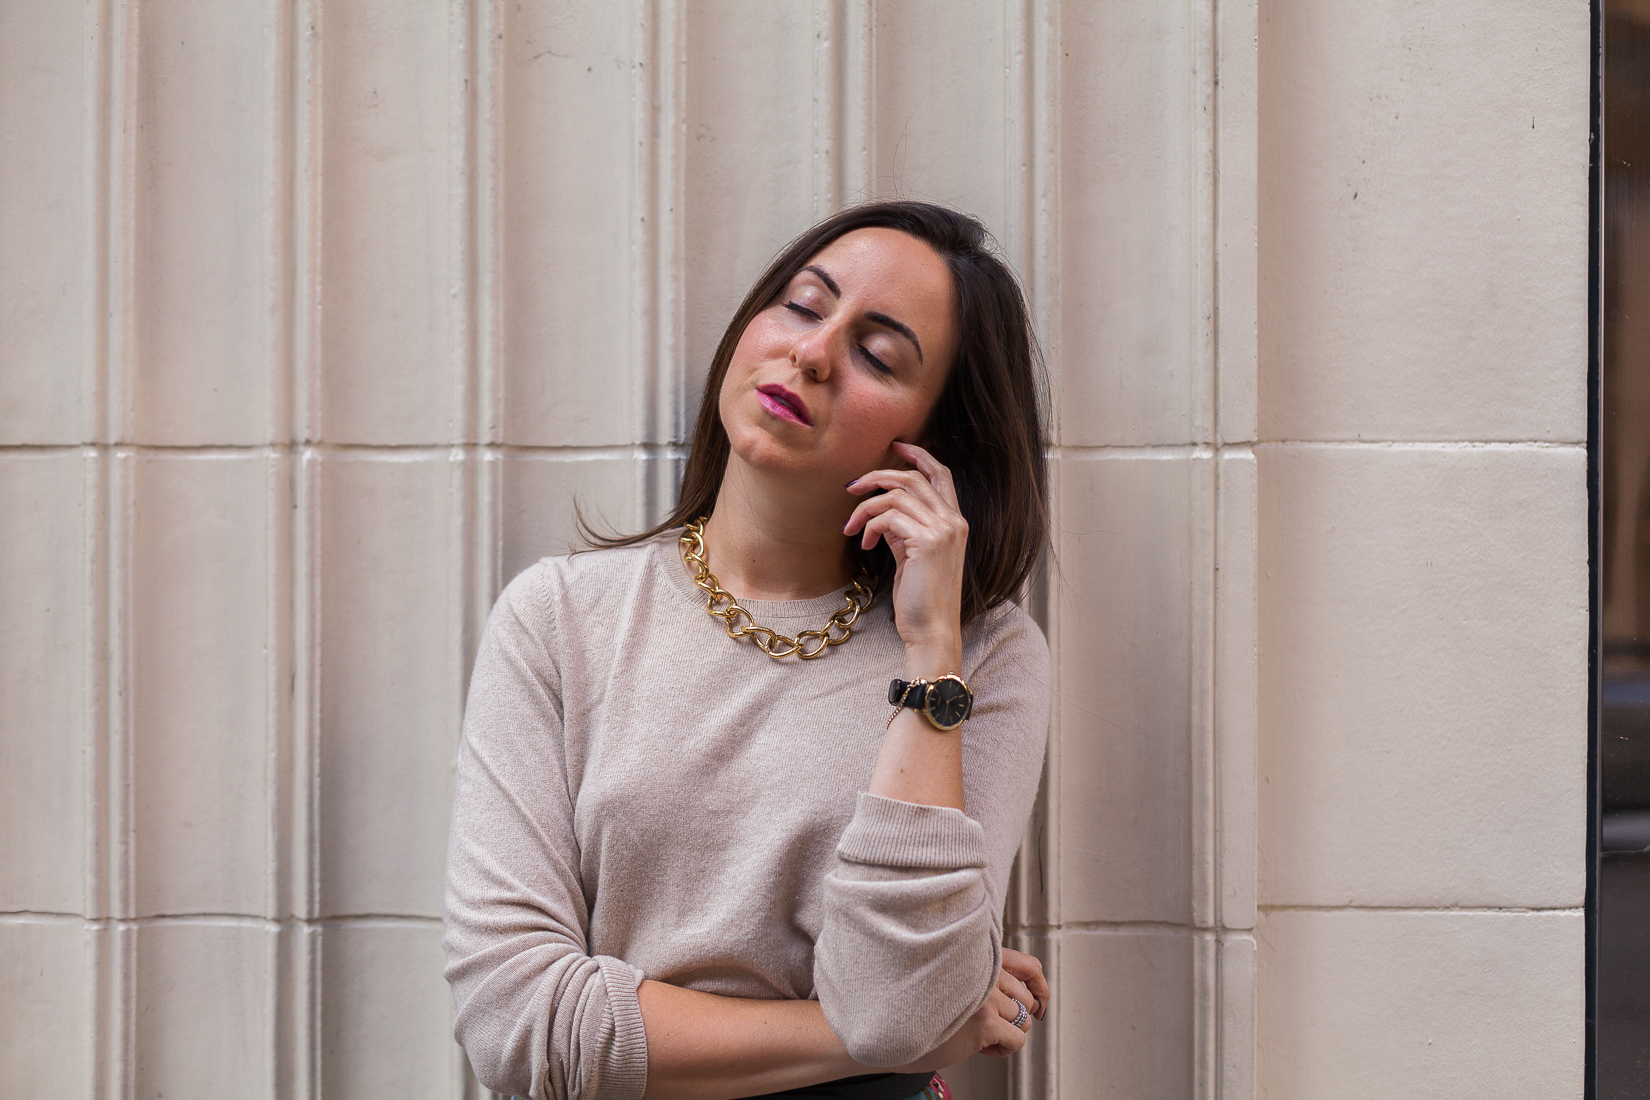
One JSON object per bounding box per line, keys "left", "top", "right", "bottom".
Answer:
{"left": 845, "top": 478, "right": 858, "bottom": 488}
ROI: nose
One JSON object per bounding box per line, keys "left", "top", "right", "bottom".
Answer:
{"left": 790, "top": 317, "right": 837, "bottom": 382}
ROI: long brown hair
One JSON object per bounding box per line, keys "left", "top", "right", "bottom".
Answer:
{"left": 586, "top": 201, "right": 1048, "bottom": 625}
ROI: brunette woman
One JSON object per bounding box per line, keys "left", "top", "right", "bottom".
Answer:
{"left": 444, "top": 201, "right": 1052, "bottom": 1100}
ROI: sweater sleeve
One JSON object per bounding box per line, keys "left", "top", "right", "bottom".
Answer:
{"left": 813, "top": 608, "right": 1052, "bottom": 1066}
{"left": 443, "top": 567, "right": 649, "bottom": 1100}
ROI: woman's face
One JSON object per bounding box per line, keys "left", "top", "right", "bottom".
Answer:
{"left": 719, "top": 227, "right": 960, "bottom": 490}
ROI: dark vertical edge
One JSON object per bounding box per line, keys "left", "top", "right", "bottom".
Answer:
{"left": 1585, "top": 1, "right": 1604, "bottom": 1097}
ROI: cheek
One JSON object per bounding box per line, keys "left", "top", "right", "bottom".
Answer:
{"left": 719, "top": 325, "right": 765, "bottom": 409}
{"left": 835, "top": 387, "right": 930, "bottom": 456}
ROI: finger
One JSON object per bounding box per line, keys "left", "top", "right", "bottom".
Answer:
{"left": 858, "top": 506, "right": 946, "bottom": 555}
{"left": 1001, "top": 950, "right": 1050, "bottom": 1018}
{"left": 846, "top": 467, "right": 950, "bottom": 514}
{"left": 996, "top": 971, "right": 1036, "bottom": 1018}
{"left": 983, "top": 1015, "right": 1027, "bottom": 1054}
{"left": 842, "top": 484, "right": 941, "bottom": 538}
{"left": 1026, "top": 970, "right": 1050, "bottom": 1019}
{"left": 890, "top": 441, "right": 961, "bottom": 509}
{"left": 990, "top": 990, "right": 1034, "bottom": 1033}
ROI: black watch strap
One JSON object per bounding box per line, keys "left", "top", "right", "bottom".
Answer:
{"left": 888, "top": 678, "right": 927, "bottom": 707}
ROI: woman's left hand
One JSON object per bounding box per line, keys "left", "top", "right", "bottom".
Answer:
{"left": 843, "top": 441, "right": 967, "bottom": 660}
{"left": 891, "top": 949, "right": 1049, "bottom": 1072}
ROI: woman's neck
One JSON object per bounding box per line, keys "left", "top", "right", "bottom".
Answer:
{"left": 693, "top": 458, "right": 856, "bottom": 602}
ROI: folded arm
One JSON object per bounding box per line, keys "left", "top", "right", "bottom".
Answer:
{"left": 638, "top": 955, "right": 1045, "bottom": 1100}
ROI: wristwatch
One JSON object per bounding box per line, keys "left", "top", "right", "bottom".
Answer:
{"left": 887, "top": 674, "right": 974, "bottom": 731}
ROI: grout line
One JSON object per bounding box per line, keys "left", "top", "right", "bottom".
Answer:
{"left": 0, "top": 911, "right": 445, "bottom": 927}
{"left": 0, "top": 442, "right": 694, "bottom": 459}
{"left": 1256, "top": 904, "right": 1585, "bottom": 914}
{"left": 1252, "top": 439, "right": 1588, "bottom": 451}
{"left": 1025, "top": 920, "right": 1211, "bottom": 934}
{"left": 1, "top": 439, "right": 1588, "bottom": 457}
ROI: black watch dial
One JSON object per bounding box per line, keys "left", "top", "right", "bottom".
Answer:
{"left": 924, "top": 676, "right": 972, "bottom": 730}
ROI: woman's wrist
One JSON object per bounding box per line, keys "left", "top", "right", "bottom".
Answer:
{"left": 902, "top": 634, "right": 963, "bottom": 679}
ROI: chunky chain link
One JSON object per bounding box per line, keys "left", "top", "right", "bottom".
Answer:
{"left": 680, "top": 518, "right": 876, "bottom": 659}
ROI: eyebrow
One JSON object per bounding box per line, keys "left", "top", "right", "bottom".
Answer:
{"left": 801, "top": 264, "right": 925, "bottom": 363}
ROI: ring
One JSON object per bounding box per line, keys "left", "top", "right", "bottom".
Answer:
{"left": 1011, "top": 999, "right": 1029, "bottom": 1029}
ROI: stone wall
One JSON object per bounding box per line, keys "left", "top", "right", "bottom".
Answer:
{"left": 0, "top": 2, "right": 1589, "bottom": 1097}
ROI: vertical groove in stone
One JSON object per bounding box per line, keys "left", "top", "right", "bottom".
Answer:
{"left": 473, "top": 0, "right": 501, "bottom": 451}
{"left": 1193, "top": 453, "right": 1219, "bottom": 940}
{"left": 641, "top": 0, "right": 685, "bottom": 524}
{"left": 467, "top": 1, "right": 502, "bottom": 810}
{"left": 97, "top": 14, "right": 136, "bottom": 1096}
{"left": 1002, "top": 0, "right": 1030, "bottom": 277}
{"left": 1195, "top": 931, "right": 1220, "bottom": 1100}
{"left": 104, "top": 2, "right": 135, "bottom": 450}
{"left": 1193, "top": 2, "right": 1223, "bottom": 1094}
{"left": 291, "top": 449, "right": 322, "bottom": 1100}
{"left": 841, "top": 0, "right": 873, "bottom": 202}
{"left": 1013, "top": 4, "right": 1059, "bottom": 1098}
{"left": 87, "top": 4, "right": 119, "bottom": 1089}
{"left": 267, "top": 0, "right": 297, "bottom": 928}
{"left": 291, "top": 0, "right": 319, "bottom": 447}
{"left": 812, "top": 1, "right": 836, "bottom": 215}
{"left": 634, "top": 0, "right": 657, "bottom": 522}
{"left": 455, "top": 39, "right": 491, "bottom": 1074}
{"left": 455, "top": 0, "right": 479, "bottom": 454}
{"left": 1211, "top": 0, "right": 1259, "bottom": 1095}
{"left": 286, "top": 2, "right": 321, "bottom": 1094}
{"left": 265, "top": 10, "right": 301, "bottom": 1094}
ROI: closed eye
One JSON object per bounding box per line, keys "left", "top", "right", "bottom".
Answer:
{"left": 859, "top": 346, "right": 892, "bottom": 375}
{"left": 783, "top": 301, "right": 820, "bottom": 321}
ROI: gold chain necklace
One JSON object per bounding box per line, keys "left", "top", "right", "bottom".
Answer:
{"left": 680, "top": 518, "right": 876, "bottom": 660}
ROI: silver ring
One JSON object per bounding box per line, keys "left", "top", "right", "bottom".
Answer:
{"left": 1011, "top": 999, "right": 1029, "bottom": 1029}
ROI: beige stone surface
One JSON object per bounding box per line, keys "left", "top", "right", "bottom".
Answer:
{"left": 317, "top": 451, "right": 465, "bottom": 919}
{"left": 1256, "top": 909, "right": 1584, "bottom": 1099}
{"left": 1059, "top": 928, "right": 1196, "bottom": 1096}
{"left": 0, "top": 0, "right": 96, "bottom": 445}
{"left": 134, "top": 921, "right": 276, "bottom": 1097}
{"left": 130, "top": 452, "right": 282, "bottom": 917}
{"left": 1216, "top": 451, "right": 1258, "bottom": 931}
{"left": 501, "top": 450, "right": 646, "bottom": 581}
{"left": 1056, "top": 451, "right": 1202, "bottom": 926}
{"left": 320, "top": 922, "right": 461, "bottom": 1098}
{"left": 500, "top": 1, "right": 648, "bottom": 449}
{"left": 1258, "top": 0, "right": 1590, "bottom": 444}
{"left": 131, "top": 0, "right": 283, "bottom": 446}
{"left": 316, "top": 0, "right": 466, "bottom": 446}
{"left": 1059, "top": 0, "right": 1212, "bottom": 446}
{"left": 1218, "top": 932, "right": 1256, "bottom": 1100}
{"left": 1257, "top": 443, "right": 1588, "bottom": 909}
{"left": 0, "top": 920, "right": 96, "bottom": 1098}
{"left": 0, "top": 454, "right": 95, "bottom": 914}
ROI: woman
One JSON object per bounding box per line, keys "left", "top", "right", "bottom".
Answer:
{"left": 444, "top": 201, "right": 1052, "bottom": 1100}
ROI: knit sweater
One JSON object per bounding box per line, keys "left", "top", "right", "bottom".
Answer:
{"left": 442, "top": 533, "right": 1051, "bottom": 1100}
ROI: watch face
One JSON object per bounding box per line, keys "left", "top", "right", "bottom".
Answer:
{"left": 925, "top": 676, "right": 972, "bottom": 730}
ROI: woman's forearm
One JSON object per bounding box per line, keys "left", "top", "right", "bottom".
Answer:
{"left": 866, "top": 638, "right": 966, "bottom": 810}
{"left": 638, "top": 980, "right": 863, "bottom": 1100}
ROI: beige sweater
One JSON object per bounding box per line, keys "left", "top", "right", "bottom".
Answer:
{"left": 443, "top": 534, "right": 1050, "bottom": 1100}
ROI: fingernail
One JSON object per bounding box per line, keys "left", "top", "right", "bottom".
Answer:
{"left": 845, "top": 478, "right": 858, "bottom": 488}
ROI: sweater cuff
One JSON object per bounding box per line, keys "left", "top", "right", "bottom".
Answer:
{"left": 596, "top": 955, "right": 650, "bottom": 1099}
{"left": 836, "top": 793, "right": 987, "bottom": 870}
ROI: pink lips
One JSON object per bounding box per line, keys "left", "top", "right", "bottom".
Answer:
{"left": 756, "top": 384, "right": 811, "bottom": 426}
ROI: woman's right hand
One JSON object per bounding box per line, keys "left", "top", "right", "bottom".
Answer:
{"left": 896, "top": 949, "right": 1050, "bottom": 1071}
